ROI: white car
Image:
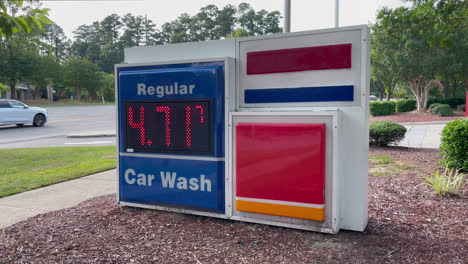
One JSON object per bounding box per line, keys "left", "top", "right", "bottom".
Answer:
{"left": 0, "top": 99, "right": 48, "bottom": 127}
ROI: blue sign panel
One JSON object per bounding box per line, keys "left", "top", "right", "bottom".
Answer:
{"left": 119, "top": 155, "right": 224, "bottom": 211}
{"left": 117, "top": 61, "right": 225, "bottom": 213}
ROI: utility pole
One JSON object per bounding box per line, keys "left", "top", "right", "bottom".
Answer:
{"left": 335, "top": 0, "right": 339, "bottom": 27}
{"left": 284, "top": 0, "right": 291, "bottom": 33}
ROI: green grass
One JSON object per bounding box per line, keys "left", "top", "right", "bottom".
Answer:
{"left": 369, "top": 154, "right": 416, "bottom": 177}
{"left": 369, "top": 154, "right": 394, "bottom": 165}
{"left": 0, "top": 146, "right": 116, "bottom": 198}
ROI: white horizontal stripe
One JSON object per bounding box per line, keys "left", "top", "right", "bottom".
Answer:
{"left": 65, "top": 141, "right": 113, "bottom": 145}
{"left": 120, "top": 152, "right": 224, "bottom": 161}
{"left": 236, "top": 197, "right": 324, "bottom": 209}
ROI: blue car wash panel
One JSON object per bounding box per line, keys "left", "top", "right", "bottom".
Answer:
{"left": 119, "top": 155, "right": 224, "bottom": 211}
{"left": 117, "top": 61, "right": 226, "bottom": 213}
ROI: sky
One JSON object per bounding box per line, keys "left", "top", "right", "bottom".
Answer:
{"left": 40, "top": 0, "right": 409, "bottom": 40}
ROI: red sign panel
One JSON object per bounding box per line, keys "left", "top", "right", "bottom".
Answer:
{"left": 236, "top": 123, "right": 326, "bottom": 221}
{"left": 246, "top": 44, "right": 352, "bottom": 75}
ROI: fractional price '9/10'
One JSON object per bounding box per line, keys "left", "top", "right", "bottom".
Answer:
{"left": 124, "top": 101, "right": 212, "bottom": 155}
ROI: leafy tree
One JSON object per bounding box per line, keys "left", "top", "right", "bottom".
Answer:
{"left": 371, "top": 1, "right": 468, "bottom": 108}
{"left": 99, "top": 14, "right": 121, "bottom": 44}
{"left": 237, "top": 3, "right": 257, "bottom": 35}
{"left": 63, "top": 58, "right": 102, "bottom": 101}
{"left": 226, "top": 28, "right": 248, "bottom": 39}
{"left": 370, "top": 23, "right": 400, "bottom": 101}
{"left": 99, "top": 42, "right": 123, "bottom": 74}
{"left": 216, "top": 4, "right": 237, "bottom": 38}
{"left": 41, "top": 22, "right": 70, "bottom": 61}
{"left": 0, "top": 0, "right": 52, "bottom": 99}
{"left": 120, "top": 13, "right": 145, "bottom": 47}
{"left": 100, "top": 72, "right": 115, "bottom": 102}
{"left": 66, "top": 2, "right": 283, "bottom": 78}
{"left": 29, "top": 54, "right": 61, "bottom": 100}
{"left": 0, "top": 0, "right": 51, "bottom": 38}
{"left": 373, "top": 5, "right": 444, "bottom": 110}
{"left": 434, "top": 0, "right": 468, "bottom": 97}
{"left": 237, "top": 3, "right": 281, "bottom": 36}
{"left": 0, "top": 35, "right": 38, "bottom": 99}
{"left": 196, "top": 5, "right": 219, "bottom": 40}
{"left": 143, "top": 15, "right": 157, "bottom": 45}
{"left": 71, "top": 24, "right": 98, "bottom": 59}
{"left": 168, "top": 13, "right": 193, "bottom": 43}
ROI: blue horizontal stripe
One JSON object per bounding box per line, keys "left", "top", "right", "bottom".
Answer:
{"left": 244, "top": 85, "right": 354, "bottom": 104}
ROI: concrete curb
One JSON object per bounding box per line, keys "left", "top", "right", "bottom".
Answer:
{"left": 66, "top": 132, "right": 116, "bottom": 138}
{"left": 398, "top": 120, "right": 451, "bottom": 126}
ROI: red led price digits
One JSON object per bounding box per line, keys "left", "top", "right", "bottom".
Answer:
{"left": 196, "top": 105, "right": 204, "bottom": 123}
{"left": 185, "top": 106, "right": 192, "bottom": 147}
{"left": 156, "top": 106, "right": 171, "bottom": 146}
{"left": 128, "top": 103, "right": 206, "bottom": 150}
{"left": 185, "top": 105, "right": 205, "bottom": 147}
{"left": 128, "top": 106, "right": 146, "bottom": 146}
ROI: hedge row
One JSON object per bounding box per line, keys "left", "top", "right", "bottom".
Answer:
{"left": 370, "top": 99, "right": 417, "bottom": 116}
{"left": 396, "top": 99, "right": 416, "bottom": 112}
{"left": 370, "top": 101, "right": 396, "bottom": 116}
{"left": 427, "top": 97, "right": 466, "bottom": 109}
{"left": 370, "top": 97, "right": 465, "bottom": 117}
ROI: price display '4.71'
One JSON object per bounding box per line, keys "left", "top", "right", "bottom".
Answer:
{"left": 124, "top": 100, "right": 212, "bottom": 155}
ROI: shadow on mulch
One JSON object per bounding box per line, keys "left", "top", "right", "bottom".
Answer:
{"left": 0, "top": 147, "right": 466, "bottom": 263}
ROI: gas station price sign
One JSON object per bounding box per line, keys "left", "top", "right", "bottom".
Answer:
{"left": 116, "top": 61, "right": 226, "bottom": 212}
{"left": 124, "top": 100, "right": 213, "bottom": 155}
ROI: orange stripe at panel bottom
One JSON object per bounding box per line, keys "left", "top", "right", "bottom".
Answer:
{"left": 236, "top": 200, "right": 325, "bottom": 221}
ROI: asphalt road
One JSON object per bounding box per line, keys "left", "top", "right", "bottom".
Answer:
{"left": 0, "top": 104, "right": 445, "bottom": 149}
{"left": 0, "top": 105, "right": 116, "bottom": 149}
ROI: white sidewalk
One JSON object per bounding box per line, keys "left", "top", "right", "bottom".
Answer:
{"left": 0, "top": 169, "right": 116, "bottom": 229}
{"left": 397, "top": 123, "right": 446, "bottom": 149}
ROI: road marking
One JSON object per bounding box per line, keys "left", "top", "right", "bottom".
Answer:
{"left": 64, "top": 141, "right": 113, "bottom": 145}
{"left": 49, "top": 116, "right": 113, "bottom": 123}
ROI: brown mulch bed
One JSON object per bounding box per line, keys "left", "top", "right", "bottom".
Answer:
{"left": 1, "top": 147, "right": 467, "bottom": 263}
{"left": 370, "top": 110, "right": 466, "bottom": 123}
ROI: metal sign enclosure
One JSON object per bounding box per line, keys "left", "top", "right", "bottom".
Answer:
{"left": 116, "top": 25, "right": 370, "bottom": 233}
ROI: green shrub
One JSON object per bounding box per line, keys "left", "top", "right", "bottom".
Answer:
{"left": 396, "top": 99, "right": 416, "bottom": 112}
{"left": 446, "top": 98, "right": 465, "bottom": 109}
{"left": 433, "top": 104, "right": 453, "bottom": 116}
{"left": 428, "top": 103, "right": 443, "bottom": 113}
{"left": 427, "top": 97, "right": 465, "bottom": 109}
{"left": 427, "top": 97, "right": 442, "bottom": 107}
{"left": 369, "top": 121, "right": 407, "bottom": 146}
{"left": 439, "top": 119, "right": 468, "bottom": 171}
{"left": 370, "top": 101, "right": 396, "bottom": 116}
{"left": 457, "top": 104, "right": 466, "bottom": 111}
{"left": 425, "top": 168, "right": 466, "bottom": 196}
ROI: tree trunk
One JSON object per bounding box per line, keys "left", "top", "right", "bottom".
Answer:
{"left": 410, "top": 78, "right": 435, "bottom": 111}
{"left": 76, "top": 89, "right": 82, "bottom": 101}
{"left": 415, "top": 94, "right": 424, "bottom": 111}
{"left": 386, "top": 82, "right": 397, "bottom": 101}
{"left": 409, "top": 78, "right": 429, "bottom": 111}
{"left": 379, "top": 92, "right": 384, "bottom": 101}
{"left": 9, "top": 83, "right": 16, "bottom": 99}
{"left": 35, "top": 86, "right": 43, "bottom": 99}
{"left": 47, "top": 83, "right": 54, "bottom": 102}
{"left": 450, "top": 79, "right": 457, "bottom": 98}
